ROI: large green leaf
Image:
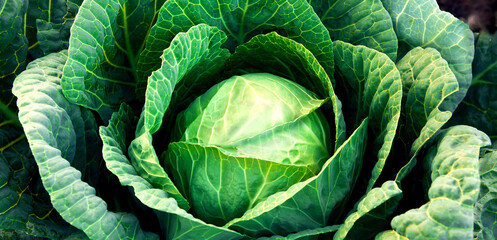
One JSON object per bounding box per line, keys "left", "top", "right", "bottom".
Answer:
{"left": 0, "top": 75, "right": 80, "bottom": 237}
{"left": 61, "top": 0, "right": 166, "bottom": 121}
{"left": 333, "top": 40, "right": 402, "bottom": 190}
{"left": 0, "top": 2, "right": 73, "bottom": 237}
{"left": 375, "top": 230, "right": 409, "bottom": 240}
{"left": 36, "top": 19, "right": 72, "bottom": 55}
{"left": 448, "top": 32, "right": 497, "bottom": 141}
{"left": 128, "top": 24, "right": 230, "bottom": 211}
{"left": 309, "top": 0, "right": 398, "bottom": 61}
{"left": 12, "top": 51, "right": 156, "bottom": 239}
{"left": 100, "top": 104, "right": 247, "bottom": 240}
{"left": 381, "top": 0, "right": 474, "bottom": 113}
{"left": 227, "top": 32, "right": 346, "bottom": 151}
{"left": 396, "top": 47, "right": 458, "bottom": 155}
{"left": 136, "top": 0, "right": 335, "bottom": 88}
{"left": 393, "top": 47, "right": 459, "bottom": 181}
{"left": 35, "top": 0, "right": 82, "bottom": 55}
{"left": 0, "top": 0, "right": 28, "bottom": 98}
{"left": 67, "top": 0, "right": 83, "bottom": 12}
{"left": 258, "top": 225, "right": 340, "bottom": 240}
{"left": 387, "top": 126, "right": 490, "bottom": 240}
{"left": 25, "top": 0, "right": 68, "bottom": 57}
{"left": 475, "top": 148, "right": 497, "bottom": 239}
{"left": 139, "top": 24, "right": 230, "bottom": 135}
{"left": 224, "top": 119, "right": 368, "bottom": 237}
{"left": 334, "top": 181, "right": 402, "bottom": 240}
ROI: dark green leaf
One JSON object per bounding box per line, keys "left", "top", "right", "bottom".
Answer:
{"left": 448, "top": 32, "right": 497, "bottom": 141}
{"left": 0, "top": 0, "right": 28, "bottom": 97}
{"left": 310, "top": 0, "right": 398, "bottom": 61}
{"left": 136, "top": 0, "right": 335, "bottom": 88}
{"left": 333, "top": 40, "right": 402, "bottom": 190}
{"left": 475, "top": 148, "right": 497, "bottom": 239}
{"left": 381, "top": 0, "right": 474, "bottom": 113}
{"left": 334, "top": 181, "right": 402, "bottom": 240}
{"left": 61, "top": 0, "right": 166, "bottom": 121}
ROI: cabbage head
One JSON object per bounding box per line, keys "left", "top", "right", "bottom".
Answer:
{"left": 166, "top": 73, "right": 331, "bottom": 225}
{"left": 3, "top": 0, "right": 496, "bottom": 239}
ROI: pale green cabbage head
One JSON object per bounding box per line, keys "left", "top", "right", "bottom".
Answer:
{"left": 166, "top": 73, "right": 331, "bottom": 224}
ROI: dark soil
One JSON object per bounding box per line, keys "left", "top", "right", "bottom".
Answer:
{"left": 437, "top": 0, "right": 497, "bottom": 33}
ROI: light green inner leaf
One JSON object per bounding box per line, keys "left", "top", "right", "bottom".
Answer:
{"left": 165, "top": 142, "right": 315, "bottom": 226}
{"left": 128, "top": 24, "right": 230, "bottom": 212}
{"left": 225, "top": 119, "right": 368, "bottom": 237}
{"left": 228, "top": 32, "right": 346, "bottom": 151}
{"left": 100, "top": 104, "right": 246, "bottom": 240}
{"left": 173, "top": 73, "right": 330, "bottom": 171}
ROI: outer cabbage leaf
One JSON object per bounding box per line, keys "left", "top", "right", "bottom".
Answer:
{"left": 128, "top": 24, "right": 230, "bottom": 211}
{"left": 67, "top": 0, "right": 82, "bottom": 12}
{"left": 25, "top": 0, "right": 67, "bottom": 57}
{"left": 393, "top": 47, "right": 459, "bottom": 181}
{"left": 227, "top": 32, "right": 346, "bottom": 151}
{"left": 0, "top": 132, "right": 82, "bottom": 238}
{"left": 333, "top": 40, "right": 402, "bottom": 190}
{"left": 100, "top": 104, "right": 247, "bottom": 240}
{"left": 309, "top": 0, "right": 398, "bottom": 61}
{"left": 257, "top": 225, "right": 340, "bottom": 240}
{"left": 375, "top": 231, "right": 409, "bottom": 240}
{"left": 61, "top": 0, "right": 166, "bottom": 121}
{"left": 0, "top": 3, "right": 79, "bottom": 237}
{"left": 333, "top": 181, "right": 402, "bottom": 240}
{"left": 12, "top": 51, "right": 156, "bottom": 239}
{"left": 35, "top": 0, "right": 82, "bottom": 55}
{"left": 381, "top": 0, "right": 474, "bottom": 113}
{"left": 224, "top": 119, "right": 368, "bottom": 237}
{"left": 448, "top": 32, "right": 497, "bottom": 141}
{"left": 475, "top": 148, "right": 497, "bottom": 239}
{"left": 136, "top": 0, "right": 335, "bottom": 91}
{"left": 0, "top": 0, "right": 28, "bottom": 97}
{"left": 0, "top": 61, "right": 81, "bottom": 238}
{"left": 384, "top": 126, "right": 490, "bottom": 240}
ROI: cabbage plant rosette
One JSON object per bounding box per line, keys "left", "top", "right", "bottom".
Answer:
{"left": 9, "top": 0, "right": 490, "bottom": 239}
{"left": 96, "top": 1, "right": 474, "bottom": 238}
{"left": 100, "top": 22, "right": 374, "bottom": 238}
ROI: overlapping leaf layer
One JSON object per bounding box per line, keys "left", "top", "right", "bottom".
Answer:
{"left": 1, "top": 0, "right": 494, "bottom": 239}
